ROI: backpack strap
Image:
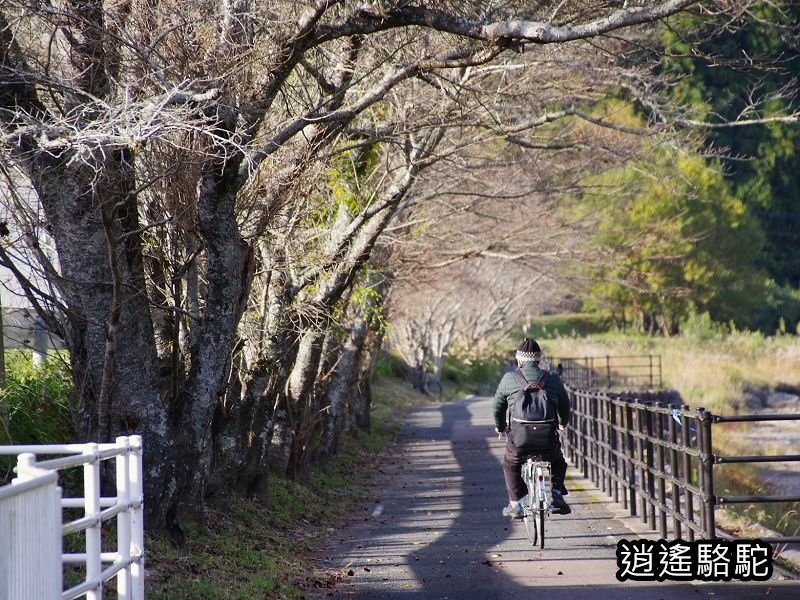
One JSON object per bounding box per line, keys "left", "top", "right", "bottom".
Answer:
{"left": 512, "top": 368, "right": 529, "bottom": 390}
{"left": 536, "top": 370, "right": 548, "bottom": 389}
{"left": 513, "top": 368, "right": 548, "bottom": 392}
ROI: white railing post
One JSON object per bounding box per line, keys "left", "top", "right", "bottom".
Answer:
{"left": 129, "top": 435, "right": 145, "bottom": 600}
{"left": 14, "top": 451, "right": 36, "bottom": 479}
{"left": 2, "top": 453, "right": 63, "bottom": 600}
{"left": 83, "top": 443, "right": 102, "bottom": 600}
{"left": 115, "top": 436, "right": 132, "bottom": 600}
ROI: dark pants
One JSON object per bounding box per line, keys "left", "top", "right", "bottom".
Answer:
{"left": 503, "top": 429, "right": 568, "bottom": 502}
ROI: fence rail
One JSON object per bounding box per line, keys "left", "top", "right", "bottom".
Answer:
{"left": 562, "top": 388, "right": 800, "bottom": 546}
{"left": 556, "top": 355, "right": 663, "bottom": 389}
{"left": 0, "top": 437, "right": 144, "bottom": 600}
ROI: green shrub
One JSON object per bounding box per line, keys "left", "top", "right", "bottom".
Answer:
{"left": 679, "top": 307, "right": 729, "bottom": 342}
{"left": 370, "top": 351, "right": 409, "bottom": 380}
{"left": 752, "top": 279, "right": 800, "bottom": 335}
{"left": 1, "top": 351, "right": 74, "bottom": 481}
{"left": 441, "top": 353, "right": 505, "bottom": 397}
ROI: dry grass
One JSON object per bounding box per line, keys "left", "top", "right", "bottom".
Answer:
{"left": 542, "top": 332, "right": 800, "bottom": 414}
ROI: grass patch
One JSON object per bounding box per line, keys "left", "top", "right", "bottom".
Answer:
{"left": 1, "top": 350, "right": 74, "bottom": 483}
{"left": 146, "top": 373, "right": 432, "bottom": 599}
{"left": 539, "top": 329, "right": 800, "bottom": 413}
{"left": 714, "top": 465, "right": 800, "bottom": 546}
{"left": 147, "top": 486, "right": 318, "bottom": 600}
{"left": 528, "top": 313, "right": 611, "bottom": 339}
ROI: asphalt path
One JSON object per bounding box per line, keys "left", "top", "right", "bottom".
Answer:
{"left": 311, "top": 396, "right": 799, "bottom": 599}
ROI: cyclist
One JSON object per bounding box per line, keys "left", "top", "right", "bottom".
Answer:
{"left": 494, "top": 337, "right": 571, "bottom": 518}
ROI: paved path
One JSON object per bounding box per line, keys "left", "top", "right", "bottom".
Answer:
{"left": 312, "top": 396, "right": 799, "bottom": 599}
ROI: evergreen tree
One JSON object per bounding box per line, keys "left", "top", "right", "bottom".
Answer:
{"left": 662, "top": 3, "right": 800, "bottom": 286}
{"left": 580, "top": 143, "right": 766, "bottom": 333}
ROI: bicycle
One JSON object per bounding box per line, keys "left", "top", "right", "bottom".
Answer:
{"left": 521, "top": 456, "right": 552, "bottom": 549}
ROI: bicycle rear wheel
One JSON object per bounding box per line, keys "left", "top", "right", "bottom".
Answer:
{"left": 538, "top": 499, "right": 546, "bottom": 549}
{"left": 523, "top": 506, "right": 538, "bottom": 546}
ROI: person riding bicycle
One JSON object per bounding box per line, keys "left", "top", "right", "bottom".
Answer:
{"left": 494, "top": 337, "right": 571, "bottom": 518}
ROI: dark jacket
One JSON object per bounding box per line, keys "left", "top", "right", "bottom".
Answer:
{"left": 493, "top": 363, "right": 570, "bottom": 431}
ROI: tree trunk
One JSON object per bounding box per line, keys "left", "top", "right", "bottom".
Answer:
{"left": 410, "top": 363, "right": 429, "bottom": 394}
{"left": 28, "top": 153, "right": 179, "bottom": 529}
{"left": 285, "top": 322, "right": 327, "bottom": 480}
{"left": 319, "top": 313, "right": 370, "bottom": 457}
{"left": 351, "top": 341, "right": 379, "bottom": 432}
{"left": 177, "top": 159, "right": 246, "bottom": 508}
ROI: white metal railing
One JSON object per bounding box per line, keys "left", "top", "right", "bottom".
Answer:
{"left": 0, "top": 463, "right": 62, "bottom": 600}
{"left": 0, "top": 436, "right": 144, "bottom": 600}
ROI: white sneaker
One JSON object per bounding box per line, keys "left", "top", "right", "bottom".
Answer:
{"left": 502, "top": 501, "right": 524, "bottom": 519}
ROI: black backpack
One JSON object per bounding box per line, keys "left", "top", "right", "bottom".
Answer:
{"left": 509, "top": 368, "right": 558, "bottom": 450}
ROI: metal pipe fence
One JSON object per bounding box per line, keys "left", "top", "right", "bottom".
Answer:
{"left": 0, "top": 437, "right": 144, "bottom": 600}
{"left": 556, "top": 355, "right": 663, "bottom": 389}
{"left": 562, "top": 389, "right": 800, "bottom": 545}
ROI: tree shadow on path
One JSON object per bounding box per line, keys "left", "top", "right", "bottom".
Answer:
{"left": 316, "top": 397, "right": 799, "bottom": 599}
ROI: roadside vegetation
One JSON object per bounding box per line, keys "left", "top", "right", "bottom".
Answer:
{"left": 0, "top": 347, "right": 429, "bottom": 598}
{"left": 0, "top": 344, "right": 497, "bottom": 598}
{"left": 145, "top": 360, "right": 439, "bottom": 599}
{"left": 0, "top": 350, "right": 74, "bottom": 483}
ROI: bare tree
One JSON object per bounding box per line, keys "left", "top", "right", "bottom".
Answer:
{"left": 3, "top": 0, "right": 783, "bottom": 531}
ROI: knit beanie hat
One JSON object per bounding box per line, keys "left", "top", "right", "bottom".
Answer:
{"left": 515, "top": 337, "right": 541, "bottom": 363}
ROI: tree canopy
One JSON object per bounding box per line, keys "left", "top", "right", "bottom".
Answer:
{"left": 1, "top": 0, "right": 798, "bottom": 532}
{"left": 662, "top": 2, "right": 800, "bottom": 287}
{"left": 577, "top": 138, "right": 765, "bottom": 334}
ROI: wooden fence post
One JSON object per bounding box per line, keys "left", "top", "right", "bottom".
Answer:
{"left": 625, "top": 401, "right": 637, "bottom": 517}
{"left": 697, "top": 408, "right": 716, "bottom": 539}
{"left": 681, "top": 406, "right": 695, "bottom": 542}
{"left": 668, "top": 404, "right": 682, "bottom": 539}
